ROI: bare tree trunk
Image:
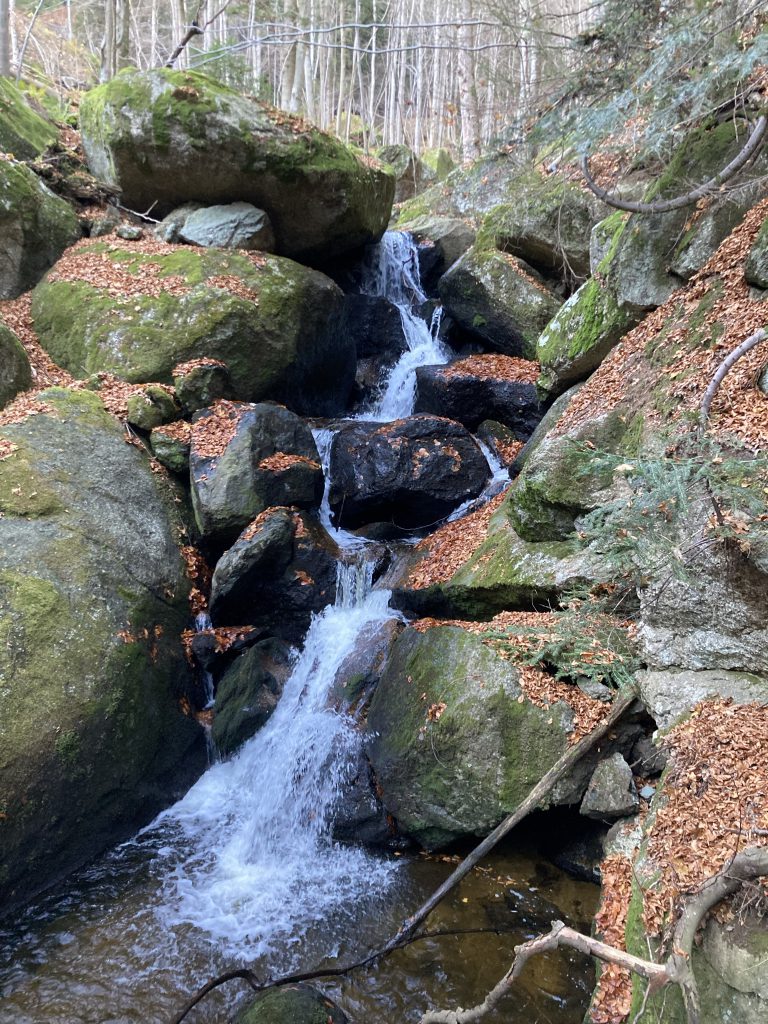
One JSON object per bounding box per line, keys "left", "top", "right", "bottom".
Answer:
{"left": 0, "top": 0, "right": 10, "bottom": 77}
{"left": 457, "top": 0, "right": 480, "bottom": 160}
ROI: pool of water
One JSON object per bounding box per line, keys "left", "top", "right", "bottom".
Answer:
{"left": 0, "top": 833, "right": 597, "bottom": 1024}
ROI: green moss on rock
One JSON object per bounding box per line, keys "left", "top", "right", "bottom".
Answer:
{"left": 0, "top": 77, "right": 58, "bottom": 160}
{"left": 0, "top": 322, "right": 33, "bottom": 409}
{"left": 439, "top": 247, "right": 562, "bottom": 358}
{"left": 0, "top": 159, "right": 81, "bottom": 298}
{"left": 0, "top": 387, "right": 203, "bottom": 908}
{"left": 366, "top": 625, "right": 574, "bottom": 848}
{"left": 537, "top": 277, "right": 636, "bottom": 397}
{"left": 32, "top": 244, "right": 353, "bottom": 414}
{"left": 79, "top": 68, "right": 394, "bottom": 263}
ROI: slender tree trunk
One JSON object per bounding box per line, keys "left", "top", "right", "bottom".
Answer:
{"left": 0, "top": 0, "right": 10, "bottom": 77}
{"left": 457, "top": 0, "right": 480, "bottom": 160}
{"left": 100, "top": 0, "right": 117, "bottom": 81}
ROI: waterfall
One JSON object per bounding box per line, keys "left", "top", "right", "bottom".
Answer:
{"left": 361, "top": 231, "right": 450, "bottom": 421}
{"left": 151, "top": 552, "right": 398, "bottom": 962}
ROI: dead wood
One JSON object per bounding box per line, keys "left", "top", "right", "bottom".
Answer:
{"left": 699, "top": 327, "right": 767, "bottom": 428}
{"left": 581, "top": 115, "right": 767, "bottom": 215}
{"left": 418, "top": 846, "right": 768, "bottom": 1024}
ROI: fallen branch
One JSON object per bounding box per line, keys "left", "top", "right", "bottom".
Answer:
{"left": 382, "top": 688, "right": 638, "bottom": 953}
{"left": 581, "top": 115, "right": 768, "bottom": 215}
{"left": 699, "top": 327, "right": 767, "bottom": 428}
{"left": 165, "top": 2, "right": 237, "bottom": 68}
{"left": 418, "top": 846, "right": 768, "bottom": 1024}
{"left": 171, "top": 689, "right": 637, "bottom": 1022}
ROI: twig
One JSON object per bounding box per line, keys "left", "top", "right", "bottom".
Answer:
{"left": 418, "top": 847, "right": 768, "bottom": 1024}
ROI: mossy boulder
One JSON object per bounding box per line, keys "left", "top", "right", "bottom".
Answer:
{"left": 31, "top": 243, "right": 354, "bottom": 414}
{"left": 438, "top": 248, "right": 562, "bottom": 357}
{"left": 0, "top": 388, "right": 203, "bottom": 908}
{"left": 505, "top": 406, "right": 645, "bottom": 543}
{"left": 392, "top": 490, "right": 596, "bottom": 621}
{"left": 125, "top": 384, "right": 180, "bottom": 431}
{"left": 190, "top": 402, "right": 323, "bottom": 546}
{"left": 0, "top": 77, "right": 58, "bottom": 160}
{"left": 366, "top": 624, "right": 574, "bottom": 847}
{"left": 79, "top": 68, "right": 395, "bottom": 264}
{"left": 420, "top": 147, "right": 454, "bottom": 182}
{"left": 0, "top": 322, "right": 33, "bottom": 409}
{"left": 150, "top": 423, "right": 191, "bottom": 474}
{"left": 600, "top": 120, "right": 768, "bottom": 312}
{"left": 376, "top": 143, "right": 426, "bottom": 202}
{"left": 474, "top": 170, "right": 603, "bottom": 280}
{"left": 0, "top": 159, "right": 81, "bottom": 298}
{"left": 405, "top": 215, "right": 476, "bottom": 290}
{"left": 235, "top": 985, "right": 348, "bottom": 1024}
{"left": 536, "top": 277, "right": 636, "bottom": 397}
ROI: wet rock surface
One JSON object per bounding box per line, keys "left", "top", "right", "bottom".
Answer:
{"left": 328, "top": 414, "right": 490, "bottom": 529}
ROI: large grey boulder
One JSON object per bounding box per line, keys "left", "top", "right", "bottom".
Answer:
{"left": 0, "top": 159, "right": 81, "bottom": 298}
{"left": 190, "top": 402, "right": 323, "bottom": 545}
{"left": 0, "top": 323, "right": 33, "bottom": 409}
{"left": 637, "top": 668, "right": 768, "bottom": 731}
{"left": 79, "top": 68, "right": 395, "bottom": 263}
{"left": 366, "top": 623, "right": 576, "bottom": 848}
{"left": 0, "top": 388, "right": 203, "bottom": 908}
{"left": 439, "top": 248, "right": 562, "bottom": 358}
{"left": 178, "top": 201, "right": 275, "bottom": 251}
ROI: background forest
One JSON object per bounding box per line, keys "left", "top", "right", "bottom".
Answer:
{"left": 1, "top": 1, "right": 761, "bottom": 163}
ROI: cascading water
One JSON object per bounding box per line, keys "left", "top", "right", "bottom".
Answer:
{"left": 361, "top": 231, "right": 451, "bottom": 421}
{"left": 151, "top": 552, "right": 398, "bottom": 961}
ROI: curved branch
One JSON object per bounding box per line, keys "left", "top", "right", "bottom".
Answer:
{"left": 418, "top": 847, "right": 768, "bottom": 1024}
{"left": 699, "top": 327, "right": 767, "bottom": 428}
{"left": 581, "top": 115, "right": 768, "bottom": 215}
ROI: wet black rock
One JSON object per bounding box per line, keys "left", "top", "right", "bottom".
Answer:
{"left": 209, "top": 507, "right": 340, "bottom": 642}
{"left": 414, "top": 361, "right": 543, "bottom": 433}
{"left": 328, "top": 414, "right": 490, "bottom": 529}
{"left": 211, "top": 638, "right": 292, "bottom": 757}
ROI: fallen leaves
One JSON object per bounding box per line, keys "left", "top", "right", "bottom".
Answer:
{"left": 590, "top": 854, "right": 634, "bottom": 1024}
{"left": 257, "top": 452, "right": 320, "bottom": 472}
{"left": 442, "top": 354, "right": 540, "bottom": 384}
{"left": 407, "top": 489, "right": 507, "bottom": 589}
{"left": 191, "top": 399, "right": 246, "bottom": 461}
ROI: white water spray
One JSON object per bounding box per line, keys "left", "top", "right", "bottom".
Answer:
{"left": 152, "top": 554, "right": 398, "bottom": 961}
{"left": 362, "top": 231, "right": 450, "bottom": 421}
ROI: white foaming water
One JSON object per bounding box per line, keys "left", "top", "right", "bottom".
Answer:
{"left": 312, "top": 426, "right": 366, "bottom": 550}
{"left": 151, "top": 554, "right": 398, "bottom": 961}
{"left": 362, "top": 231, "right": 450, "bottom": 421}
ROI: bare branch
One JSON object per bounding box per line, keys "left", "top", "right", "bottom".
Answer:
{"left": 418, "top": 848, "right": 768, "bottom": 1024}
{"left": 699, "top": 327, "right": 767, "bottom": 429}
{"left": 581, "top": 115, "right": 768, "bottom": 215}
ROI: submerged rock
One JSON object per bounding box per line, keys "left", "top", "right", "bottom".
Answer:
{"left": 328, "top": 414, "right": 490, "bottom": 529}
{"left": 79, "top": 68, "right": 394, "bottom": 263}
{"left": 32, "top": 242, "right": 354, "bottom": 414}
{"left": 190, "top": 402, "right": 323, "bottom": 545}
{"left": 0, "top": 159, "right": 81, "bottom": 298}
{"left": 235, "top": 985, "right": 348, "bottom": 1024}
{"left": 0, "top": 388, "right": 203, "bottom": 908}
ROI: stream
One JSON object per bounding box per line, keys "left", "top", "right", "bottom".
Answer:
{"left": 0, "top": 232, "right": 598, "bottom": 1023}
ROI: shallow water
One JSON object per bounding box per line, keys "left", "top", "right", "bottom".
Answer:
{"left": 0, "top": 836, "right": 597, "bottom": 1024}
